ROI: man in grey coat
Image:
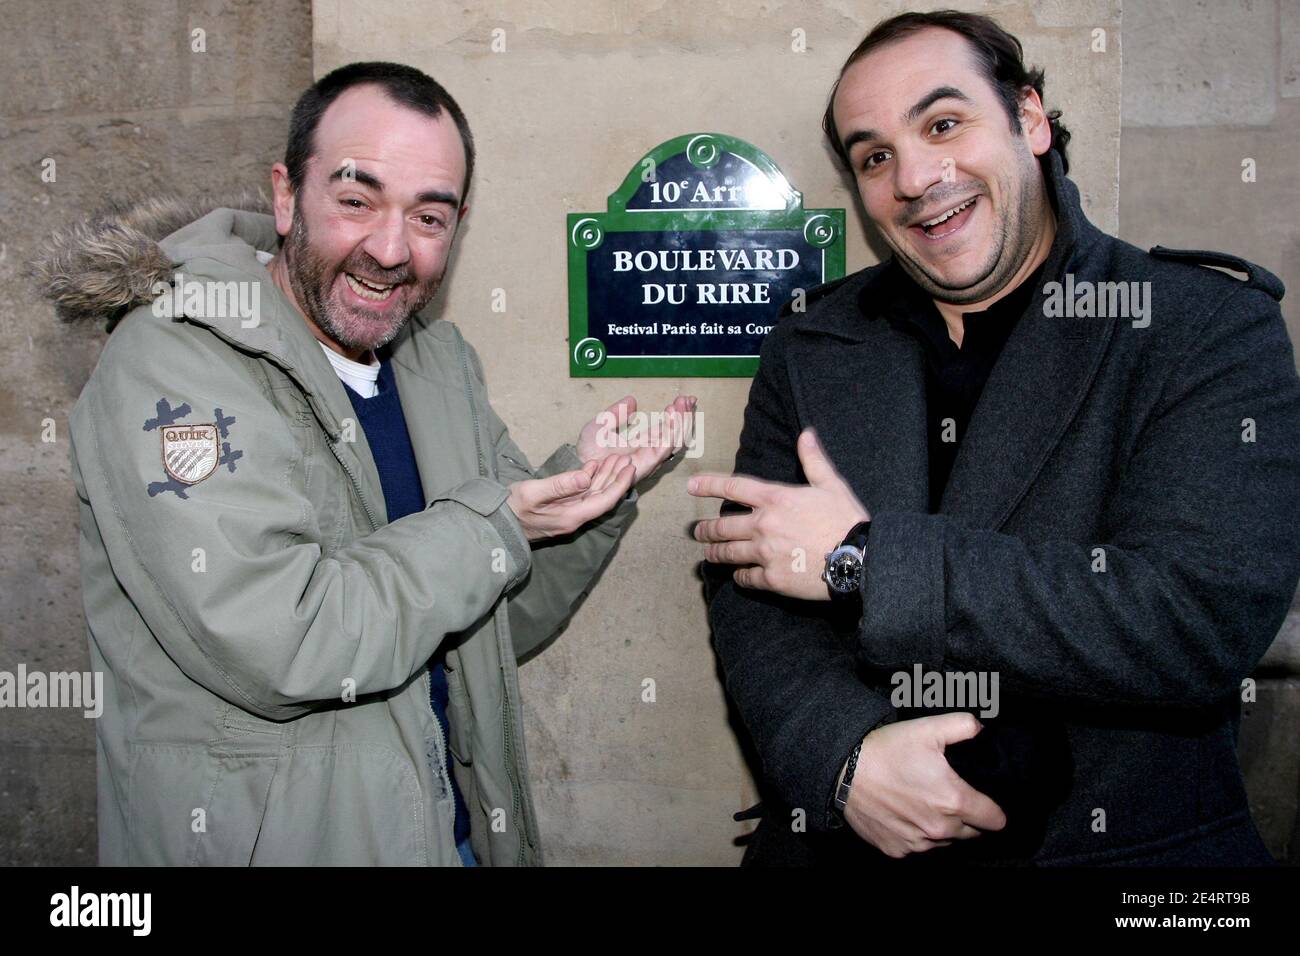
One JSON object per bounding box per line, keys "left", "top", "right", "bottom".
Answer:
{"left": 691, "top": 11, "right": 1300, "bottom": 865}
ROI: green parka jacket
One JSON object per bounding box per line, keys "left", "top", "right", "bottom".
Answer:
{"left": 50, "top": 200, "right": 634, "bottom": 865}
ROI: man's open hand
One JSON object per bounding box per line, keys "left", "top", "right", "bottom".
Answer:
{"left": 507, "top": 455, "right": 636, "bottom": 541}
{"left": 845, "top": 713, "right": 1007, "bottom": 858}
{"left": 688, "top": 427, "right": 869, "bottom": 601}
{"left": 576, "top": 394, "right": 697, "bottom": 485}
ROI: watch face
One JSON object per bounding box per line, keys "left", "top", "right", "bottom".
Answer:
{"left": 826, "top": 549, "right": 862, "bottom": 593}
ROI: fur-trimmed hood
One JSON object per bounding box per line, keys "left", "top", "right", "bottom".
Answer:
{"left": 33, "top": 192, "right": 272, "bottom": 329}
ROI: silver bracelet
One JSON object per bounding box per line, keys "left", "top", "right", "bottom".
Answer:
{"left": 833, "top": 739, "right": 864, "bottom": 817}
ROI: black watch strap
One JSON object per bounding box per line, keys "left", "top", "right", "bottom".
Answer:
{"left": 841, "top": 519, "right": 872, "bottom": 552}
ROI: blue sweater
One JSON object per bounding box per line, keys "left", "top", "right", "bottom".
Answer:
{"left": 342, "top": 357, "right": 471, "bottom": 845}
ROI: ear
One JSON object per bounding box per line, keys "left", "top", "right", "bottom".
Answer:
{"left": 1018, "top": 87, "right": 1053, "bottom": 158}
{"left": 269, "top": 162, "right": 296, "bottom": 238}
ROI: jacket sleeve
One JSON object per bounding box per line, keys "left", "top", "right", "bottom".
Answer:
{"left": 462, "top": 339, "right": 635, "bottom": 661}
{"left": 858, "top": 285, "right": 1300, "bottom": 709}
{"left": 704, "top": 321, "right": 896, "bottom": 831}
{"left": 70, "top": 313, "right": 534, "bottom": 721}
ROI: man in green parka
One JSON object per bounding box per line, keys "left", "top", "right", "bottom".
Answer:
{"left": 40, "top": 61, "right": 694, "bottom": 866}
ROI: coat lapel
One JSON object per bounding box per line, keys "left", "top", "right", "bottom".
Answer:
{"left": 939, "top": 283, "right": 1111, "bottom": 529}
{"left": 788, "top": 277, "right": 931, "bottom": 517}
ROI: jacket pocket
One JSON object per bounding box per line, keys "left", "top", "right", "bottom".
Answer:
{"left": 249, "top": 743, "right": 433, "bottom": 865}
{"left": 220, "top": 703, "right": 288, "bottom": 739}
{"left": 444, "top": 663, "right": 474, "bottom": 766}
{"left": 125, "top": 741, "right": 277, "bottom": 866}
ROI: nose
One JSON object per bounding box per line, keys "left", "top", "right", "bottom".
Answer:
{"left": 891, "top": 146, "right": 947, "bottom": 206}
{"left": 361, "top": 209, "right": 410, "bottom": 270}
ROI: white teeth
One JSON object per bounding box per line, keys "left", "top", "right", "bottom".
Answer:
{"left": 345, "top": 273, "right": 394, "bottom": 300}
{"left": 921, "top": 197, "right": 976, "bottom": 228}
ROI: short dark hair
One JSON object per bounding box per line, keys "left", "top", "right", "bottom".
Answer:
{"left": 284, "top": 61, "right": 476, "bottom": 202}
{"left": 822, "top": 10, "right": 1071, "bottom": 174}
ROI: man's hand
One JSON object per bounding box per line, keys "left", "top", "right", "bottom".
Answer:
{"left": 844, "top": 713, "right": 1007, "bottom": 858}
{"left": 507, "top": 455, "right": 636, "bottom": 541}
{"left": 688, "top": 427, "right": 869, "bottom": 601}
{"left": 576, "top": 394, "right": 697, "bottom": 485}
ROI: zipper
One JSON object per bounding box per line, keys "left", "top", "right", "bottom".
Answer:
{"left": 422, "top": 666, "right": 456, "bottom": 853}
{"left": 500, "top": 647, "right": 527, "bottom": 866}
{"left": 457, "top": 335, "right": 531, "bottom": 866}
{"left": 325, "top": 432, "right": 381, "bottom": 532}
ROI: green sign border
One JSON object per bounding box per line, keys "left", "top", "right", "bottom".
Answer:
{"left": 568, "top": 132, "right": 846, "bottom": 378}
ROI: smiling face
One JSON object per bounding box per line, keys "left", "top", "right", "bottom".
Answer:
{"left": 832, "top": 27, "right": 1053, "bottom": 305}
{"left": 269, "top": 83, "right": 468, "bottom": 356}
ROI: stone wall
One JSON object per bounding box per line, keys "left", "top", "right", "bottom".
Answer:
{"left": 0, "top": 0, "right": 312, "bottom": 865}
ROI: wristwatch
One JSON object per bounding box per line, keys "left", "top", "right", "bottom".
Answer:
{"left": 822, "top": 520, "right": 872, "bottom": 601}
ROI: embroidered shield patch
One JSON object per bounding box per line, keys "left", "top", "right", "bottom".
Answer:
{"left": 160, "top": 423, "right": 219, "bottom": 485}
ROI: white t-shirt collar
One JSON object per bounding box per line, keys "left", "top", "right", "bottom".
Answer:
{"left": 319, "top": 342, "right": 380, "bottom": 399}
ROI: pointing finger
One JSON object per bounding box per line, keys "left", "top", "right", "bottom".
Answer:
{"left": 687, "top": 473, "right": 776, "bottom": 507}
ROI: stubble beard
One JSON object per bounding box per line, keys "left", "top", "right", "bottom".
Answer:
{"left": 281, "top": 205, "right": 444, "bottom": 354}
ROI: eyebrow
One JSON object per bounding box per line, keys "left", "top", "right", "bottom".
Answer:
{"left": 840, "top": 85, "right": 974, "bottom": 156}
{"left": 415, "top": 188, "right": 461, "bottom": 207}
{"left": 905, "top": 85, "right": 972, "bottom": 124}
{"left": 328, "top": 165, "right": 461, "bottom": 208}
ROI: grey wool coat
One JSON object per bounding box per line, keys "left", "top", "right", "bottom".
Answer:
{"left": 705, "top": 148, "right": 1300, "bottom": 866}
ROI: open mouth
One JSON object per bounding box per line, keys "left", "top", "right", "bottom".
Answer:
{"left": 344, "top": 272, "right": 398, "bottom": 302}
{"left": 913, "top": 196, "right": 978, "bottom": 241}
